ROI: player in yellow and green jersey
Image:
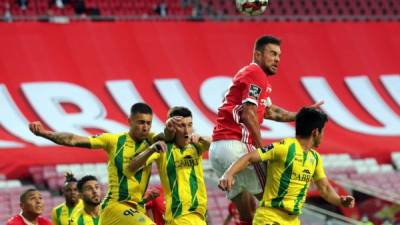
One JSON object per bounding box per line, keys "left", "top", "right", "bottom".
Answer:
{"left": 219, "top": 107, "right": 355, "bottom": 225}
{"left": 130, "top": 106, "right": 211, "bottom": 225}
{"left": 29, "top": 102, "right": 175, "bottom": 225}
{"left": 71, "top": 175, "right": 101, "bottom": 225}
{"left": 51, "top": 173, "right": 83, "bottom": 225}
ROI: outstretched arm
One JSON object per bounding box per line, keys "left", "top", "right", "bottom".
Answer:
{"left": 264, "top": 104, "right": 297, "bottom": 122}
{"left": 129, "top": 141, "right": 166, "bottom": 173}
{"left": 29, "top": 121, "right": 90, "bottom": 148}
{"left": 264, "top": 101, "right": 324, "bottom": 122}
{"left": 218, "top": 150, "right": 262, "bottom": 192}
{"left": 315, "top": 178, "right": 355, "bottom": 208}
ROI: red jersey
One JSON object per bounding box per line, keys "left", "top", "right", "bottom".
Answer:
{"left": 6, "top": 214, "right": 52, "bottom": 225}
{"left": 212, "top": 63, "right": 272, "bottom": 145}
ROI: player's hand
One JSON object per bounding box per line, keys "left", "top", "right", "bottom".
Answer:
{"left": 144, "top": 188, "right": 160, "bottom": 202}
{"left": 29, "top": 121, "right": 49, "bottom": 136}
{"left": 218, "top": 173, "right": 235, "bottom": 192}
{"left": 165, "top": 116, "right": 183, "bottom": 132}
{"left": 151, "top": 141, "right": 166, "bottom": 153}
{"left": 164, "top": 116, "right": 183, "bottom": 139}
{"left": 340, "top": 195, "right": 355, "bottom": 208}
{"left": 307, "top": 100, "right": 324, "bottom": 109}
{"left": 190, "top": 134, "right": 201, "bottom": 144}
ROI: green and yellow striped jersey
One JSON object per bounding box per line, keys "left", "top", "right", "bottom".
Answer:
{"left": 89, "top": 132, "right": 155, "bottom": 209}
{"left": 146, "top": 142, "right": 208, "bottom": 222}
{"left": 71, "top": 209, "right": 100, "bottom": 225}
{"left": 51, "top": 200, "right": 83, "bottom": 225}
{"left": 257, "top": 137, "right": 326, "bottom": 215}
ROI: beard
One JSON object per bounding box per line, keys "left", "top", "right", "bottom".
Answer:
{"left": 84, "top": 196, "right": 101, "bottom": 206}
{"left": 261, "top": 64, "right": 276, "bottom": 76}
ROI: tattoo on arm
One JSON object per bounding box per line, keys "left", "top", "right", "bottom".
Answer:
{"left": 265, "top": 106, "right": 296, "bottom": 122}
{"left": 45, "top": 132, "right": 90, "bottom": 147}
{"left": 273, "top": 107, "right": 284, "bottom": 121}
{"left": 46, "top": 132, "right": 74, "bottom": 145}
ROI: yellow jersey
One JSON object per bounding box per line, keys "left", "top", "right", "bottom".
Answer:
{"left": 51, "top": 200, "right": 83, "bottom": 225}
{"left": 146, "top": 142, "right": 208, "bottom": 222}
{"left": 71, "top": 209, "right": 100, "bottom": 225}
{"left": 89, "top": 132, "right": 155, "bottom": 210}
{"left": 257, "top": 137, "right": 326, "bottom": 215}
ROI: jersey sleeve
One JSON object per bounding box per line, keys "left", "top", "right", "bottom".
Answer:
{"left": 256, "top": 143, "right": 276, "bottom": 162}
{"left": 88, "top": 133, "right": 115, "bottom": 153}
{"left": 145, "top": 152, "right": 161, "bottom": 166}
{"left": 240, "top": 69, "right": 265, "bottom": 106}
{"left": 312, "top": 151, "right": 326, "bottom": 181}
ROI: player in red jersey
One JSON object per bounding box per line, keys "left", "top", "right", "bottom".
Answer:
{"left": 210, "top": 35, "right": 322, "bottom": 225}
{"left": 6, "top": 188, "right": 52, "bottom": 225}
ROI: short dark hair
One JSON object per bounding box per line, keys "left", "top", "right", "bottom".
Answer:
{"left": 64, "top": 172, "right": 77, "bottom": 184}
{"left": 130, "top": 102, "right": 152, "bottom": 116}
{"left": 77, "top": 175, "right": 98, "bottom": 192}
{"left": 295, "top": 107, "right": 328, "bottom": 137}
{"left": 20, "top": 188, "right": 39, "bottom": 203}
{"left": 167, "top": 106, "right": 192, "bottom": 118}
{"left": 254, "top": 35, "right": 281, "bottom": 52}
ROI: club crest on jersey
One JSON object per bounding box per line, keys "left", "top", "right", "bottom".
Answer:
{"left": 261, "top": 97, "right": 272, "bottom": 107}
{"left": 249, "top": 84, "right": 261, "bottom": 100}
{"left": 261, "top": 144, "right": 274, "bottom": 153}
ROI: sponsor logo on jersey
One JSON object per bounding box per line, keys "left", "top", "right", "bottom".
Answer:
{"left": 249, "top": 84, "right": 261, "bottom": 100}
{"left": 176, "top": 156, "right": 199, "bottom": 168}
{"left": 292, "top": 172, "right": 312, "bottom": 182}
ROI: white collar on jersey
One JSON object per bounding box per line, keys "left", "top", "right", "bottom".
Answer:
{"left": 19, "top": 211, "right": 37, "bottom": 225}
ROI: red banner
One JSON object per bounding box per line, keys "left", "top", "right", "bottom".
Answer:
{"left": 0, "top": 22, "right": 399, "bottom": 178}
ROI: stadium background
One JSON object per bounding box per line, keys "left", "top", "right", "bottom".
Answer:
{"left": 0, "top": 0, "right": 400, "bottom": 224}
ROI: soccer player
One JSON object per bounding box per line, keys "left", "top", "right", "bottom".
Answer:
{"left": 219, "top": 108, "right": 355, "bottom": 225}
{"left": 130, "top": 106, "right": 210, "bottom": 225}
{"left": 210, "top": 35, "right": 323, "bottom": 224}
{"left": 72, "top": 175, "right": 101, "bottom": 225}
{"left": 6, "top": 188, "right": 52, "bottom": 225}
{"left": 52, "top": 173, "right": 83, "bottom": 225}
{"left": 29, "top": 102, "right": 171, "bottom": 225}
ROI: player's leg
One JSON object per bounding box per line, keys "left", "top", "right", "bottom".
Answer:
{"left": 166, "top": 213, "right": 206, "bottom": 225}
{"left": 231, "top": 191, "right": 256, "bottom": 224}
{"left": 100, "top": 202, "right": 155, "bottom": 225}
{"left": 209, "top": 140, "right": 265, "bottom": 224}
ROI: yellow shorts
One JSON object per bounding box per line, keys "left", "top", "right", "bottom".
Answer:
{"left": 253, "top": 206, "right": 300, "bottom": 225}
{"left": 166, "top": 213, "right": 206, "bottom": 225}
{"left": 99, "top": 202, "right": 155, "bottom": 225}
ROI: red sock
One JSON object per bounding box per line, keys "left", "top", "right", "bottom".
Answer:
{"left": 239, "top": 220, "right": 252, "bottom": 225}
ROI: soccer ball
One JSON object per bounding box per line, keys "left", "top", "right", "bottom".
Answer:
{"left": 235, "top": 0, "right": 269, "bottom": 16}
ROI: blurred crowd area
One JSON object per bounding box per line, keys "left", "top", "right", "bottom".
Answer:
{"left": 1, "top": 0, "right": 400, "bottom": 22}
